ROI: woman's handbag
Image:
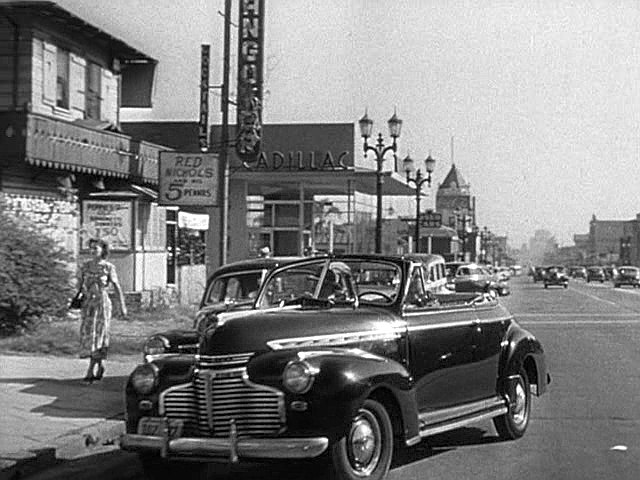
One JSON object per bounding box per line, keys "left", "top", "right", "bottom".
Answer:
{"left": 69, "top": 291, "right": 85, "bottom": 310}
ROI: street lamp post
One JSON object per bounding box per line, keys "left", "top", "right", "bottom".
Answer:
{"left": 403, "top": 154, "right": 436, "bottom": 253}
{"left": 359, "top": 110, "right": 403, "bottom": 253}
{"left": 454, "top": 208, "right": 470, "bottom": 261}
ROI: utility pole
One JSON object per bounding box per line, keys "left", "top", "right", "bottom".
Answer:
{"left": 219, "top": 0, "right": 232, "bottom": 266}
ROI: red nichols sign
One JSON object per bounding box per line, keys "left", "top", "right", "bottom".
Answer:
{"left": 235, "top": 0, "right": 264, "bottom": 161}
{"left": 251, "top": 150, "right": 350, "bottom": 171}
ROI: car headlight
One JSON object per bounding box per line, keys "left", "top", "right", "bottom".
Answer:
{"left": 130, "top": 363, "right": 159, "bottom": 395}
{"left": 283, "top": 360, "right": 318, "bottom": 394}
{"left": 143, "top": 335, "right": 169, "bottom": 356}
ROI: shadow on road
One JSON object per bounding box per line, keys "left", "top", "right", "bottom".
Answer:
{"left": 0, "top": 375, "right": 127, "bottom": 419}
{"left": 391, "top": 426, "right": 502, "bottom": 469}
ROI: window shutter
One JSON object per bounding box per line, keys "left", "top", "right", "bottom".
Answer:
{"left": 69, "top": 53, "right": 86, "bottom": 115}
{"left": 42, "top": 42, "right": 56, "bottom": 104}
{"left": 101, "top": 69, "right": 118, "bottom": 123}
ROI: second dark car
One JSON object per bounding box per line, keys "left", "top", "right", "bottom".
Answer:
{"left": 143, "top": 256, "right": 302, "bottom": 362}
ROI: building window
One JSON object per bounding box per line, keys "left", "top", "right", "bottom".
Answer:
{"left": 56, "top": 48, "right": 70, "bottom": 109}
{"left": 85, "top": 62, "right": 102, "bottom": 120}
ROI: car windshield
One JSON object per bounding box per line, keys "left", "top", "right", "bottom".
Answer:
{"left": 620, "top": 268, "right": 637, "bottom": 274}
{"left": 204, "top": 271, "right": 263, "bottom": 305}
{"left": 342, "top": 260, "right": 402, "bottom": 304}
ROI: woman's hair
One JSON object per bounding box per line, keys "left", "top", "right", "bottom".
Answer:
{"left": 89, "top": 238, "right": 110, "bottom": 259}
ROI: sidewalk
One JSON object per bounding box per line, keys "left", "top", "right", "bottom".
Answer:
{"left": 0, "top": 354, "right": 139, "bottom": 479}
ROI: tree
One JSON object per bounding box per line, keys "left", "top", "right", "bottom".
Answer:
{"left": 0, "top": 200, "right": 75, "bottom": 335}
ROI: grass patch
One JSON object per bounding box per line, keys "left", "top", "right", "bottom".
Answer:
{"left": 0, "top": 305, "right": 197, "bottom": 357}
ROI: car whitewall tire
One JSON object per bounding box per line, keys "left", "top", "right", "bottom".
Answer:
{"left": 493, "top": 368, "right": 531, "bottom": 440}
{"left": 329, "top": 399, "right": 393, "bottom": 480}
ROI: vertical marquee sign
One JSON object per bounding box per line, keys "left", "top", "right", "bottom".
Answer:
{"left": 199, "top": 44, "right": 211, "bottom": 152}
{"left": 235, "top": 0, "right": 265, "bottom": 162}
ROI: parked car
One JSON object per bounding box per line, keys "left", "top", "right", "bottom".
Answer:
{"left": 543, "top": 266, "right": 569, "bottom": 289}
{"left": 143, "top": 256, "right": 302, "bottom": 362}
{"left": 121, "top": 254, "right": 550, "bottom": 480}
{"left": 453, "top": 263, "right": 508, "bottom": 296}
{"left": 613, "top": 266, "right": 640, "bottom": 288}
{"left": 586, "top": 266, "right": 605, "bottom": 283}
{"left": 497, "top": 266, "right": 511, "bottom": 281}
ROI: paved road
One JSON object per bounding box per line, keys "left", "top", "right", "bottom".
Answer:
{"left": 32, "top": 276, "right": 640, "bottom": 479}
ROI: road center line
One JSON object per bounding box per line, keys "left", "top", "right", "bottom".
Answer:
{"left": 568, "top": 286, "right": 617, "bottom": 305}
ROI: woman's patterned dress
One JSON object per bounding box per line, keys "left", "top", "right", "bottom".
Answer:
{"left": 79, "top": 260, "right": 118, "bottom": 360}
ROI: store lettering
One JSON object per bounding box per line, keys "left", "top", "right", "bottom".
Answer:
{"left": 253, "top": 151, "right": 350, "bottom": 171}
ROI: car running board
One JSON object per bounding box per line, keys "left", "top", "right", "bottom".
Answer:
{"left": 417, "top": 396, "right": 507, "bottom": 438}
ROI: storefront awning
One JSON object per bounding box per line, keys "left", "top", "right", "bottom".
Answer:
{"left": 87, "top": 184, "right": 157, "bottom": 200}
{"left": 236, "top": 167, "right": 416, "bottom": 197}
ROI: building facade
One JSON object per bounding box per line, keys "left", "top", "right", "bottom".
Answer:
{"left": 0, "top": 2, "right": 177, "bottom": 297}
{"left": 587, "top": 214, "right": 640, "bottom": 266}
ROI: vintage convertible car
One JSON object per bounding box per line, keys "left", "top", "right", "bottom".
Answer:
{"left": 143, "top": 256, "right": 302, "bottom": 362}
{"left": 121, "top": 254, "right": 550, "bottom": 480}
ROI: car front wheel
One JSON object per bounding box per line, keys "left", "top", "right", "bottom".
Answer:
{"left": 329, "top": 399, "right": 393, "bottom": 480}
{"left": 494, "top": 368, "right": 531, "bottom": 440}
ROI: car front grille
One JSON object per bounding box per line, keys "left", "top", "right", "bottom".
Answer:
{"left": 159, "top": 353, "right": 285, "bottom": 438}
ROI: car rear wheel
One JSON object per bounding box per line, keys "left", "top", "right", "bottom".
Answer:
{"left": 494, "top": 368, "right": 531, "bottom": 440}
{"left": 329, "top": 399, "right": 393, "bottom": 480}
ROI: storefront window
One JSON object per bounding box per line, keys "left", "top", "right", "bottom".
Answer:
{"left": 274, "top": 204, "right": 298, "bottom": 227}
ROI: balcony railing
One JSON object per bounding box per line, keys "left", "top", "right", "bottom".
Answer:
{"left": 25, "top": 112, "right": 132, "bottom": 177}
{"left": 130, "top": 139, "right": 164, "bottom": 184}
{"left": 0, "top": 111, "right": 167, "bottom": 184}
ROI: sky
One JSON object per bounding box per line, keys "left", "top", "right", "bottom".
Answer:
{"left": 53, "top": 0, "right": 640, "bottom": 247}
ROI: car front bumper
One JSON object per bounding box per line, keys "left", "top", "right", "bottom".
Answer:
{"left": 120, "top": 433, "right": 329, "bottom": 462}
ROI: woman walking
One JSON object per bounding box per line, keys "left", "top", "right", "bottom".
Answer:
{"left": 79, "top": 238, "right": 127, "bottom": 382}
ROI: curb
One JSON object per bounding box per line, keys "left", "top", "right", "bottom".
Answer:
{"left": 0, "top": 419, "right": 125, "bottom": 480}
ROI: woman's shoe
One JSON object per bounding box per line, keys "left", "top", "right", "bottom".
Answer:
{"left": 95, "top": 365, "right": 105, "bottom": 380}
{"left": 83, "top": 373, "right": 95, "bottom": 383}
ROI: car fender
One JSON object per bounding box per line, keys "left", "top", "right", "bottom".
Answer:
{"left": 498, "top": 322, "right": 550, "bottom": 397}
{"left": 247, "top": 348, "right": 420, "bottom": 443}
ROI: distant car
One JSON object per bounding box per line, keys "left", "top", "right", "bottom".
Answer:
{"left": 453, "top": 263, "right": 508, "bottom": 296}
{"left": 543, "top": 266, "right": 569, "bottom": 289}
{"left": 586, "top": 266, "right": 605, "bottom": 283}
{"left": 531, "top": 266, "right": 545, "bottom": 283}
{"left": 570, "top": 266, "right": 587, "bottom": 279}
{"left": 613, "top": 266, "right": 640, "bottom": 288}
{"left": 603, "top": 266, "right": 618, "bottom": 281}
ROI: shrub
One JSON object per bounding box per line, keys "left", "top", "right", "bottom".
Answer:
{"left": 0, "top": 206, "right": 75, "bottom": 336}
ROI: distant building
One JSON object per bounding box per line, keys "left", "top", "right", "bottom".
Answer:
{"left": 435, "top": 163, "right": 477, "bottom": 261}
{"left": 587, "top": 214, "right": 638, "bottom": 266}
